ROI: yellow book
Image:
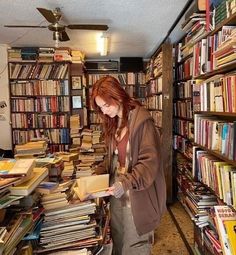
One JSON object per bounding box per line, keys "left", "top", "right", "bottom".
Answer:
{"left": 222, "top": 165, "right": 234, "bottom": 205}
{"left": 55, "top": 152, "right": 78, "bottom": 162}
{"left": 0, "top": 158, "right": 35, "bottom": 177}
{"left": 224, "top": 220, "right": 236, "bottom": 255}
{"left": 213, "top": 162, "right": 226, "bottom": 199}
{"left": 0, "top": 159, "right": 15, "bottom": 173}
{"left": 214, "top": 205, "right": 236, "bottom": 255}
{"left": 74, "top": 174, "right": 109, "bottom": 201}
{"left": 10, "top": 167, "right": 48, "bottom": 196}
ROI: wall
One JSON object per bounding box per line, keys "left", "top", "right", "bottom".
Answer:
{"left": 0, "top": 44, "right": 12, "bottom": 150}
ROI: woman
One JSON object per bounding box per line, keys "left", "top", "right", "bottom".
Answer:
{"left": 91, "top": 76, "right": 166, "bottom": 255}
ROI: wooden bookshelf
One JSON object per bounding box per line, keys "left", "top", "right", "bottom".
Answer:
{"left": 8, "top": 48, "right": 86, "bottom": 153}
{"left": 174, "top": 1, "right": 236, "bottom": 254}
{"left": 145, "top": 42, "right": 173, "bottom": 203}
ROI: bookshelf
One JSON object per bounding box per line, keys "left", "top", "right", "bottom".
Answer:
{"left": 173, "top": 33, "right": 195, "bottom": 210}
{"left": 8, "top": 48, "right": 86, "bottom": 153}
{"left": 173, "top": 1, "right": 236, "bottom": 254}
{"left": 145, "top": 42, "right": 173, "bottom": 202}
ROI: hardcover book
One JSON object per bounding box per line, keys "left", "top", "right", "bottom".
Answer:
{"left": 214, "top": 205, "right": 236, "bottom": 255}
{"left": 74, "top": 174, "right": 109, "bottom": 201}
{"left": 10, "top": 167, "right": 48, "bottom": 196}
{"left": 35, "top": 181, "right": 59, "bottom": 194}
{"left": 0, "top": 158, "right": 35, "bottom": 177}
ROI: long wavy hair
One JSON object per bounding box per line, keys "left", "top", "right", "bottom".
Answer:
{"left": 91, "top": 75, "right": 141, "bottom": 144}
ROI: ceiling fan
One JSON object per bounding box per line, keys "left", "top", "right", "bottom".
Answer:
{"left": 4, "top": 7, "right": 109, "bottom": 42}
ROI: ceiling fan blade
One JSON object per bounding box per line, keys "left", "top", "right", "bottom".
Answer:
{"left": 67, "top": 24, "right": 109, "bottom": 31}
{"left": 37, "top": 7, "right": 57, "bottom": 23}
{"left": 60, "top": 31, "right": 70, "bottom": 41}
{"left": 4, "top": 25, "right": 47, "bottom": 28}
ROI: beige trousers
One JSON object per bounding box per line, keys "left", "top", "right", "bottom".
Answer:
{"left": 110, "top": 196, "right": 154, "bottom": 255}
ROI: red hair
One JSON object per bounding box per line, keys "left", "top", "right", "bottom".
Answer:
{"left": 91, "top": 75, "right": 140, "bottom": 144}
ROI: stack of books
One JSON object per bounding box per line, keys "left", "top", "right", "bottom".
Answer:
{"left": 38, "top": 47, "right": 55, "bottom": 62}
{"left": 213, "top": 28, "right": 236, "bottom": 68}
{"left": 36, "top": 200, "right": 100, "bottom": 253}
{"left": 70, "top": 114, "right": 82, "bottom": 146}
{"left": 14, "top": 140, "right": 48, "bottom": 159}
{"left": 36, "top": 157, "right": 64, "bottom": 182}
{"left": 39, "top": 186, "right": 69, "bottom": 211}
{"left": 9, "top": 167, "right": 48, "bottom": 196}
{"left": 71, "top": 50, "right": 85, "bottom": 63}
{"left": 185, "top": 188, "right": 218, "bottom": 228}
{"left": 0, "top": 158, "right": 38, "bottom": 208}
{"left": 21, "top": 47, "right": 38, "bottom": 61}
{"left": 54, "top": 48, "right": 72, "bottom": 62}
{"left": 7, "top": 48, "right": 21, "bottom": 61}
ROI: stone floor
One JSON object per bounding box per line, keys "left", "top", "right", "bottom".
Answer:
{"left": 152, "top": 200, "right": 194, "bottom": 255}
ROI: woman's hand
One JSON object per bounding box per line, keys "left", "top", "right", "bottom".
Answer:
{"left": 108, "top": 182, "right": 124, "bottom": 198}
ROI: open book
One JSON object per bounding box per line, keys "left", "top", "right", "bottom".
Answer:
{"left": 74, "top": 174, "right": 110, "bottom": 201}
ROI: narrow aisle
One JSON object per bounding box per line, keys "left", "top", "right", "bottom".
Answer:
{"left": 152, "top": 201, "right": 194, "bottom": 255}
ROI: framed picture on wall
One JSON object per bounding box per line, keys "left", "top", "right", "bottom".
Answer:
{"left": 72, "top": 76, "right": 82, "bottom": 90}
{"left": 72, "top": 95, "right": 82, "bottom": 109}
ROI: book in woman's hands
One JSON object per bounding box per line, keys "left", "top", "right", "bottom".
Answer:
{"left": 74, "top": 174, "right": 110, "bottom": 201}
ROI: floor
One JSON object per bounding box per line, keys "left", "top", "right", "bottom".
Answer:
{"left": 152, "top": 200, "right": 194, "bottom": 255}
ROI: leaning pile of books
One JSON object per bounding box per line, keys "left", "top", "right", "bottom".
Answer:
{"left": 0, "top": 157, "right": 50, "bottom": 254}
{"left": 213, "top": 27, "right": 236, "bottom": 68}
{"left": 0, "top": 158, "right": 37, "bottom": 208}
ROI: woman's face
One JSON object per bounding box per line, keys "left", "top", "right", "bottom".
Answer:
{"left": 95, "top": 96, "right": 122, "bottom": 118}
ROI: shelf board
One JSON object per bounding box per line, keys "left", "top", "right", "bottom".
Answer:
{"left": 194, "top": 61, "right": 236, "bottom": 80}
{"left": 176, "top": 52, "right": 193, "bottom": 65}
{"left": 194, "top": 111, "right": 236, "bottom": 117}
{"left": 173, "top": 97, "right": 192, "bottom": 101}
{"left": 173, "top": 116, "right": 194, "bottom": 121}
{"left": 11, "top": 95, "right": 69, "bottom": 98}
{"left": 173, "top": 132, "right": 194, "bottom": 142}
{"left": 193, "top": 143, "right": 236, "bottom": 167}
{"left": 12, "top": 127, "right": 69, "bottom": 130}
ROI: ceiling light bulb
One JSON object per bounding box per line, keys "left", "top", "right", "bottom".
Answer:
{"left": 97, "top": 33, "right": 108, "bottom": 56}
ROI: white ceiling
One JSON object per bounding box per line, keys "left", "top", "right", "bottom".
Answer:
{"left": 0, "top": 0, "right": 190, "bottom": 60}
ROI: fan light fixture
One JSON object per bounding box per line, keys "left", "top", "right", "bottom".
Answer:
{"left": 55, "top": 31, "right": 60, "bottom": 48}
{"left": 97, "top": 33, "right": 108, "bottom": 56}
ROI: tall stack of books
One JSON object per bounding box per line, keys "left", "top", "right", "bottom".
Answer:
{"left": 70, "top": 114, "right": 82, "bottom": 146}
{"left": 55, "top": 152, "right": 79, "bottom": 180}
{"left": 36, "top": 200, "right": 100, "bottom": 254}
{"left": 74, "top": 129, "right": 106, "bottom": 178}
